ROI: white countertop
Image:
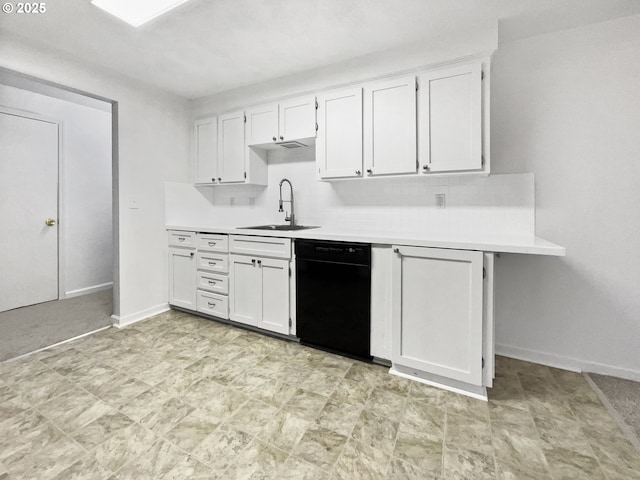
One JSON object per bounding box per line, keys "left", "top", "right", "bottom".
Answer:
{"left": 166, "top": 224, "right": 565, "bottom": 256}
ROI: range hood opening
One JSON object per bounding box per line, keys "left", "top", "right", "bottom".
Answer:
{"left": 276, "top": 140, "right": 308, "bottom": 149}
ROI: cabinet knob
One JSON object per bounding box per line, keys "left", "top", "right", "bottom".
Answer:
{"left": 211, "top": 177, "right": 216, "bottom": 183}
{"left": 366, "top": 169, "right": 372, "bottom": 174}
{"left": 251, "top": 259, "right": 256, "bottom": 265}
{"left": 279, "top": 136, "right": 284, "bottom": 141}
{"left": 272, "top": 136, "right": 277, "bottom": 141}
{"left": 422, "top": 165, "right": 429, "bottom": 172}
{"left": 355, "top": 170, "right": 361, "bottom": 175}
{"left": 218, "top": 177, "right": 222, "bottom": 182}
{"left": 393, "top": 248, "right": 399, "bottom": 254}
{"left": 190, "top": 252, "right": 194, "bottom": 257}
{"left": 257, "top": 259, "right": 262, "bottom": 266}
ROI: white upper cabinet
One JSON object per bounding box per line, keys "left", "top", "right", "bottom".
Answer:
{"left": 316, "top": 87, "right": 363, "bottom": 179}
{"left": 193, "top": 117, "right": 218, "bottom": 184}
{"left": 418, "top": 62, "right": 483, "bottom": 173}
{"left": 279, "top": 95, "right": 317, "bottom": 142}
{"left": 363, "top": 75, "right": 417, "bottom": 176}
{"left": 245, "top": 103, "right": 279, "bottom": 146}
{"left": 217, "top": 110, "right": 246, "bottom": 183}
{"left": 246, "top": 96, "right": 316, "bottom": 147}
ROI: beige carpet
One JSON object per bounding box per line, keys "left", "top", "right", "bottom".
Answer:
{"left": 588, "top": 372, "right": 640, "bottom": 452}
{"left": 0, "top": 289, "right": 113, "bottom": 362}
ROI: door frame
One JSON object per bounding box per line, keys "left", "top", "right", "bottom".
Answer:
{"left": 0, "top": 105, "right": 65, "bottom": 301}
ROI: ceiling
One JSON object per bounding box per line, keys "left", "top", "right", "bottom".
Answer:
{"left": 1, "top": 0, "right": 639, "bottom": 99}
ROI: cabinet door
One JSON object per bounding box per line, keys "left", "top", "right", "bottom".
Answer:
{"left": 229, "top": 254, "right": 261, "bottom": 327}
{"left": 217, "top": 111, "right": 246, "bottom": 183}
{"left": 316, "top": 87, "right": 363, "bottom": 179}
{"left": 364, "top": 75, "right": 417, "bottom": 176}
{"left": 279, "top": 95, "right": 316, "bottom": 141}
{"left": 168, "top": 248, "right": 196, "bottom": 310}
{"left": 418, "top": 62, "right": 482, "bottom": 173}
{"left": 246, "top": 103, "right": 278, "bottom": 146}
{"left": 257, "top": 257, "right": 290, "bottom": 335}
{"left": 193, "top": 118, "right": 218, "bottom": 184}
{"left": 391, "top": 246, "right": 483, "bottom": 386}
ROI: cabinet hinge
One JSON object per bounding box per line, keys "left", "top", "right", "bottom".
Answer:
{"left": 315, "top": 122, "right": 318, "bottom": 132}
{"left": 244, "top": 172, "right": 247, "bottom": 179}
{"left": 481, "top": 70, "right": 484, "bottom": 81}
{"left": 289, "top": 318, "right": 292, "bottom": 327}
{"left": 288, "top": 267, "right": 291, "bottom": 277}
{"left": 315, "top": 100, "right": 318, "bottom": 109}
{"left": 482, "top": 357, "right": 485, "bottom": 368}
{"left": 483, "top": 267, "right": 486, "bottom": 279}
{"left": 415, "top": 81, "right": 419, "bottom": 91}
{"left": 243, "top": 114, "right": 246, "bottom": 123}
{"left": 481, "top": 155, "right": 485, "bottom": 167}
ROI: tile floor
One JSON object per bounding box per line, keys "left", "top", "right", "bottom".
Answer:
{"left": 1, "top": 310, "right": 639, "bottom": 479}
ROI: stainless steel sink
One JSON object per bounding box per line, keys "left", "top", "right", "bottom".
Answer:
{"left": 237, "top": 224, "right": 320, "bottom": 231}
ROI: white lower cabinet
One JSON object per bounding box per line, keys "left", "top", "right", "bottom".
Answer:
{"left": 391, "top": 245, "right": 490, "bottom": 394}
{"left": 229, "top": 253, "right": 290, "bottom": 335}
{"left": 168, "top": 245, "right": 196, "bottom": 310}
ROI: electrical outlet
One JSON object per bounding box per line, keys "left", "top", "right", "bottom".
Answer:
{"left": 435, "top": 193, "right": 446, "bottom": 208}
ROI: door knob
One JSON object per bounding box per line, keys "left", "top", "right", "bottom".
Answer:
{"left": 45, "top": 218, "right": 56, "bottom": 226}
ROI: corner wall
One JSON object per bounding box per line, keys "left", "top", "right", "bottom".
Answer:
{"left": 491, "top": 14, "right": 640, "bottom": 379}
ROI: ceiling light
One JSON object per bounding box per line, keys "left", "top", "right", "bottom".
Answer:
{"left": 91, "top": 0, "right": 191, "bottom": 27}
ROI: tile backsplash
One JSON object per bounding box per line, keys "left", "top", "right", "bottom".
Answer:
{"left": 166, "top": 148, "right": 534, "bottom": 237}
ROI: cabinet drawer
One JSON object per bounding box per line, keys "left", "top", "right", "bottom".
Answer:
{"left": 196, "top": 271, "right": 228, "bottom": 295}
{"left": 196, "top": 252, "right": 228, "bottom": 273}
{"left": 229, "top": 235, "right": 291, "bottom": 259}
{"left": 197, "top": 291, "right": 228, "bottom": 319}
{"left": 197, "top": 233, "right": 228, "bottom": 253}
{"left": 168, "top": 230, "right": 196, "bottom": 248}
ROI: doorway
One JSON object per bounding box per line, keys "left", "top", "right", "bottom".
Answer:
{"left": 0, "top": 69, "right": 118, "bottom": 360}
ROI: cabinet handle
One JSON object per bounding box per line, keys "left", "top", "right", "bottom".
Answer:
{"left": 393, "top": 248, "right": 399, "bottom": 254}
{"left": 366, "top": 169, "right": 372, "bottom": 174}
{"left": 279, "top": 136, "right": 284, "bottom": 141}
{"left": 208, "top": 261, "right": 217, "bottom": 266}
{"left": 208, "top": 302, "right": 216, "bottom": 308}
{"left": 208, "top": 242, "right": 216, "bottom": 246}
{"left": 355, "top": 170, "right": 361, "bottom": 175}
{"left": 422, "top": 165, "right": 429, "bottom": 172}
{"left": 272, "top": 136, "right": 277, "bottom": 141}
{"left": 208, "top": 281, "right": 216, "bottom": 285}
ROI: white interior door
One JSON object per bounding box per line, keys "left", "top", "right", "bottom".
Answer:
{"left": 0, "top": 111, "right": 59, "bottom": 312}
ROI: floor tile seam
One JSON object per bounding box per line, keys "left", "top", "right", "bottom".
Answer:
{"left": 339, "top": 436, "right": 394, "bottom": 477}
{"left": 5, "top": 413, "right": 100, "bottom": 478}
{"left": 491, "top": 401, "right": 555, "bottom": 479}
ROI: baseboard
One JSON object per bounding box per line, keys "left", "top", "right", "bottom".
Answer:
{"left": 64, "top": 282, "right": 113, "bottom": 299}
{"left": 111, "top": 303, "right": 170, "bottom": 328}
{"left": 496, "top": 343, "right": 640, "bottom": 382}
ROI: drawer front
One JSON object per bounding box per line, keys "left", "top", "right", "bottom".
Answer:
{"left": 196, "top": 271, "right": 228, "bottom": 295}
{"left": 229, "top": 235, "right": 291, "bottom": 259}
{"left": 197, "top": 291, "right": 228, "bottom": 319}
{"left": 197, "top": 233, "right": 229, "bottom": 253}
{"left": 196, "top": 252, "right": 228, "bottom": 273}
{"left": 168, "top": 230, "right": 196, "bottom": 248}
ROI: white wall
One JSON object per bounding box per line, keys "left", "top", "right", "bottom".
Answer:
{"left": 491, "top": 14, "right": 640, "bottom": 379}
{"left": 0, "top": 82, "right": 112, "bottom": 296}
{"left": 0, "top": 39, "right": 191, "bottom": 322}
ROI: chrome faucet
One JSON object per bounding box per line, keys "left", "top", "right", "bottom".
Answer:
{"left": 278, "top": 178, "right": 295, "bottom": 226}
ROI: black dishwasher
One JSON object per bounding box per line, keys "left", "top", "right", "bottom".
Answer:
{"left": 296, "top": 239, "right": 371, "bottom": 361}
